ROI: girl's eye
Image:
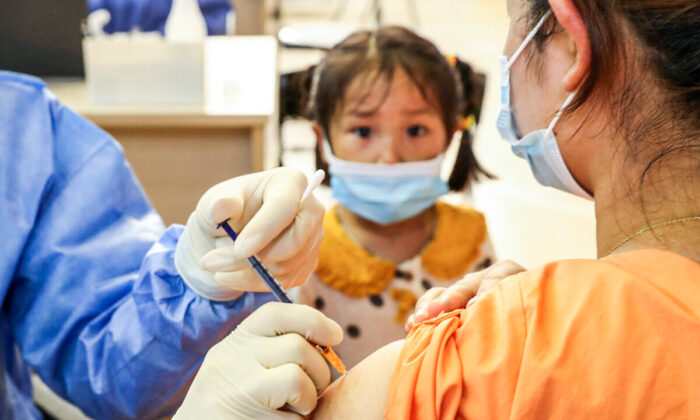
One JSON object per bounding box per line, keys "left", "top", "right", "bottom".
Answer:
{"left": 407, "top": 125, "right": 426, "bottom": 137}
{"left": 352, "top": 126, "right": 373, "bottom": 139}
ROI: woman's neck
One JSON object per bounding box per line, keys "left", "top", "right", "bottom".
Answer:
{"left": 335, "top": 205, "right": 439, "bottom": 264}
{"left": 593, "top": 157, "right": 700, "bottom": 261}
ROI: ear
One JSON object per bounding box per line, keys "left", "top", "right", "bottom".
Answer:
{"left": 312, "top": 121, "right": 327, "bottom": 163}
{"left": 550, "top": 0, "right": 591, "bottom": 92}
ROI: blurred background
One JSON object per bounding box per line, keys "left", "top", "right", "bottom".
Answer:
{"left": 2, "top": 1, "right": 595, "bottom": 417}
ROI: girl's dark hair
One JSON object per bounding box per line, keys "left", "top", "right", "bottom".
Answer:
{"left": 282, "top": 26, "right": 491, "bottom": 191}
{"left": 525, "top": 1, "right": 699, "bottom": 197}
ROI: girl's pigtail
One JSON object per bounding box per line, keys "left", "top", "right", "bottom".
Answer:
{"left": 305, "top": 63, "right": 333, "bottom": 184}
{"left": 447, "top": 57, "right": 494, "bottom": 191}
{"left": 279, "top": 64, "right": 331, "bottom": 182}
{"left": 280, "top": 64, "right": 317, "bottom": 121}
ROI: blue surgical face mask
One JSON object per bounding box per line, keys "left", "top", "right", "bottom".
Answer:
{"left": 322, "top": 141, "right": 449, "bottom": 225}
{"left": 496, "top": 10, "right": 592, "bottom": 199}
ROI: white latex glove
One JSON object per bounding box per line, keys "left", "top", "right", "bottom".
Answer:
{"left": 174, "top": 302, "right": 343, "bottom": 419}
{"left": 175, "top": 168, "right": 325, "bottom": 301}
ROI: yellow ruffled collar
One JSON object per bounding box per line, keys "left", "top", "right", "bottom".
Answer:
{"left": 315, "top": 202, "right": 487, "bottom": 297}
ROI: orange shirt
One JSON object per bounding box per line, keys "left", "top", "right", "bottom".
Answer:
{"left": 386, "top": 249, "right": 700, "bottom": 419}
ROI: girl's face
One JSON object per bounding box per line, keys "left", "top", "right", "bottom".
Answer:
{"left": 326, "top": 68, "right": 450, "bottom": 163}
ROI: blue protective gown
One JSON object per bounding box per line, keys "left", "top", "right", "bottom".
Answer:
{"left": 86, "top": 0, "right": 233, "bottom": 36}
{"left": 0, "top": 71, "right": 273, "bottom": 419}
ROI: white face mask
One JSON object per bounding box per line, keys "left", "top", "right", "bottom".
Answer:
{"left": 496, "top": 10, "right": 592, "bottom": 199}
{"left": 322, "top": 141, "right": 449, "bottom": 225}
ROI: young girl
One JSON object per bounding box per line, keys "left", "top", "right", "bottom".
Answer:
{"left": 289, "top": 26, "right": 496, "bottom": 369}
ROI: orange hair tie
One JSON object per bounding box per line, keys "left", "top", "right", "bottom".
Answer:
{"left": 445, "top": 54, "right": 458, "bottom": 67}
{"left": 459, "top": 114, "right": 476, "bottom": 131}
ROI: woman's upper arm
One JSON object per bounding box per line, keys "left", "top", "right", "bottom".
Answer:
{"left": 311, "top": 340, "right": 405, "bottom": 420}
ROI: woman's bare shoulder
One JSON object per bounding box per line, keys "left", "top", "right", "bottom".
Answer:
{"left": 310, "top": 340, "right": 404, "bottom": 420}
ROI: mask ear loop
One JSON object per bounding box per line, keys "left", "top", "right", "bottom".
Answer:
{"left": 508, "top": 8, "right": 575, "bottom": 136}
{"left": 322, "top": 139, "right": 335, "bottom": 159}
{"left": 506, "top": 9, "right": 553, "bottom": 69}
{"left": 546, "top": 90, "right": 577, "bottom": 137}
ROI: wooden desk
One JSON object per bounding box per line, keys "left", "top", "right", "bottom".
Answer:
{"left": 233, "top": 0, "right": 268, "bottom": 35}
{"left": 48, "top": 37, "right": 278, "bottom": 225}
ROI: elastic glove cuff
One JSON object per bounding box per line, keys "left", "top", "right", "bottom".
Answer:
{"left": 174, "top": 213, "right": 242, "bottom": 302}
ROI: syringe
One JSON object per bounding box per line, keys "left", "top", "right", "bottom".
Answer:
{"left": 216, "top": 170, "right": 347, "bottom": 376}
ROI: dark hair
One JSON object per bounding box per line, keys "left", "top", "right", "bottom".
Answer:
{"left": 525, "top": 1, "right": 699, "bottom": 197}
{"left": 282, "top": 26, "right": 491, "bottom": 191}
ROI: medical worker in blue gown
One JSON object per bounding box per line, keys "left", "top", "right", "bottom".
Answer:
{"left": 86, "top": 0, "right": 233, "bottom": 35}
{"left": 0, "top": 71, "right": 325, "bottom": 419}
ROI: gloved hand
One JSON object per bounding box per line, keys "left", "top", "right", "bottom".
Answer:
{"left": 175, "top": 168, "right": 325, "bottom": 301}
{"left": 173, "top": 302, "right": 343, "bottom": 419}
{"left": 405, "top": 260, "right": 525, "bottom": 332}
